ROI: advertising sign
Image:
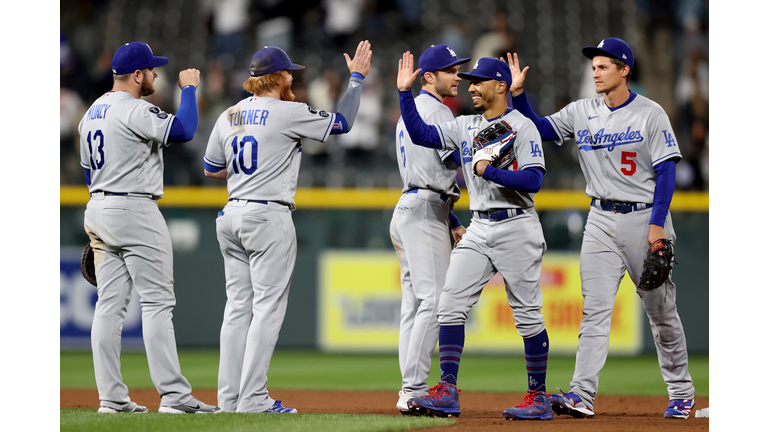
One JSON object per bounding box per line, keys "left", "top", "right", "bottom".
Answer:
{"left": 319, "top": 251, "right": 641, "bottom": 354}
{"left": 60, "top": 247, "right": 143, "bottom": 348}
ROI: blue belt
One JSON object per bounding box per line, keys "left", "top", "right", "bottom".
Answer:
{"left": 229, "top": 199, "right": 296, "bottom": 210}
{"left": 591, "top": 199, "right": 652, "bottom": 214}
{"left": 405, "top": 188, "right": 449, "bottom": 202}
{"left": 472, "top": 208, "right": 525, "bottom": 221}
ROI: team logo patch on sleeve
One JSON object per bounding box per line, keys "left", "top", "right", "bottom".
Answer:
{"left": 157, "top": 113, "right": 168, "bottom": 119}
{"left": 308, "top": 106, "right": 318, "bottom": 114}
{"left": 149, "top": 107, "right": 160, "bottom": 114}
{"left": 319, "top": 110, "right": 329, "bottom": 118}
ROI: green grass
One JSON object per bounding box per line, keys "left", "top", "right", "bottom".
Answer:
{"left": 60, "top": 409, "right": 454, "bottom": 432}
{"left": 61, "top": 349, "right": 709, "bottom": 396}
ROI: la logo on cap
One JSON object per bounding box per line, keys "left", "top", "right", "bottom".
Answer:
{"left": 473, "top": 60, "right": 480, "bottom": 69}
{"left": 598, "top": 40, "right": 605, "bottom": 48}
{"left": 447, "top": 46, "right": 457, "bottom": 58}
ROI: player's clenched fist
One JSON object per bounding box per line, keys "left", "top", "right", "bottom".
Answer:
{"left": 178, "top": 68, "right": 201, "bottom": 89}
{"left": 397, "top": 51, "right": 422, "bottom": 91}
{"left": 344, "top": 40, "right": 373, "bottom": 78}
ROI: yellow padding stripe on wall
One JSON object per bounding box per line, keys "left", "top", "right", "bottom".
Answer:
{"left": 60, "top": 186, "right": 709, "bottom": 211}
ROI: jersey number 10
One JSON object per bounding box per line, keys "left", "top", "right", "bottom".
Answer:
{"left": 230, "top": 135, "right": 258, "bottom": 175}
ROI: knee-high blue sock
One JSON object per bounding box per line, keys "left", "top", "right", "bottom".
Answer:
{"left": 438, "top": 325, "right": 464, "bottom": 385}
{"left": 523, "top": 329, "right": 549, "bottom": 392}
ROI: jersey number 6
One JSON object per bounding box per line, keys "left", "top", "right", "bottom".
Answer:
{"left": 230, "top": 135, "right": 258, "bottom": 175}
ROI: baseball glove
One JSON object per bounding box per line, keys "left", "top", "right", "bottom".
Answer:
{"left": 472, "top": 120, "right": 517, "bottom": 171}
{"left": 81, "top": 241, "right": 97, "bottom": 287}
{"left": 638, "top": 239, "right": 675, "bottom": 291}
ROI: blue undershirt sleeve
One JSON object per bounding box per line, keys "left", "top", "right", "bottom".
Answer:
{"left": 481, "top": 166, "right": 544, "bottom": 193}
{"left": 398, "top": 89, "right": 443, "bottom": 149}
{"left": 329, "top": 112, "right": 349, "bottom": 135}
{"left": 84, "top": 168, "right": 91, "bottom": 186}
{"left": 650, "top": 160, "right": 676, "bottom": 227}
{"left": 511, "top": 91, "right": 559, "bottom": 141}
{"left": 204, "top": 161, "right": 224, "bottom": 173}
{"left": 168, "top": 85, "right": 199, "bottom": 143}
{"left": 449, "top": 212, "right": 462, "bottom": 230}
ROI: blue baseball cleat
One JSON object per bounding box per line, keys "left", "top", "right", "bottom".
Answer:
{"left": 502, "top": 391, "right": 553, "bottom": 420}
{"left": 406, "top": 381, "right": 461, "bottom": 417}
{"left": 550, "top": 392, "right": 595, "bottom": 418}
{"left": 264, "top": 400, "right": 298, "bottom": 414}
{"left": 664, "top": 398, "right": 694, "bottom": 419}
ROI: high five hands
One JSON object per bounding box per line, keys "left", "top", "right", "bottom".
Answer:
{"left": 500, "top": 52, "right": 528, "bottom": 97}
{"left": 344, "top": 40, "right": 373, "bottom": 78}
{"left": 397, "top": 51, "right": 422, "bottom": 91}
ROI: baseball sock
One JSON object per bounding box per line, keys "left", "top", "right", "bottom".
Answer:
{"left": 523, "top": 329, "right": 549, "bottom": 393}
{"left": 438, "top": 325, "right": 464, "bottom": 386}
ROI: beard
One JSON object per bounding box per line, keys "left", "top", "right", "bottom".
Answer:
{"left": 139, "top": 73, "right": 155, "bottom": 97}
{"left": 434, "top": 79, "right": 456, "bottom": 99}
{"left": 280, "top": 80, "right": 295, "bottom": 101}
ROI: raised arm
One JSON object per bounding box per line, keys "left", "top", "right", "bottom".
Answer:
{"left": 499, "top": 53, "right": 559, "bottom": 141}
{"left": 396, "top": 51, "right": 444, "bottom": 149}
{"left": 168, "top": 68, "right": 201, "bottom": 143}
{"left": 331, "top": 40, "right": 373, "bottom": 134}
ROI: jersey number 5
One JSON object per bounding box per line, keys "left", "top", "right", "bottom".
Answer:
{"left": 231, "top": 135, "right": 258, "bottom": 175}
{"left": 87, "top": 130, "right": 105, "bottom": 169}
{"left": 620, "top": 151, "right": 637, "bottom": 175}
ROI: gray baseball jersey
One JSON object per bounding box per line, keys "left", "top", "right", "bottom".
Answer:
{"left": 426, "top": 109, "right": 548, "bottom": 337}
{"left": 79, "top": 91, "right": 174, "bottom": 197}
{"left": 545, "top": 94, "right": 682, "bottom": 203}
{"left": 79, "top": 90, "right": 198, "bottom": 409}
{"left": 391, "top": 91, "right": 460, "bottom": 404}
{"left": 207, "top": 95, "right": 336, "bottom": 413}
{"left": 395, "top": 91, "right": 460, "bottom": 200}
{"left": 204, "top": 96, "right": 335, "bottom": 205}
{"left": 433, "top": 109, "right": 546, "bottom": 210}
{"left": 543, "top": 93, "right": 693, "bottom": 408}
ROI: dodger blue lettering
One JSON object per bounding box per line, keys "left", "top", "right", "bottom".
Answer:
{"left": 530, "top": 141, "right": 543, "bottom": 157}
{"left": 229, "top": 109, "right": 270, "bottom": 127}
{"left": 662, "top": 130, "right": 677, "bottom": 147}
{"left": 85, "top": 104, "right": 111, "bottom": 122}
{"left": 461, "top": 140, "right": 472, "bottom": 164}
{"left": 576, "top": 126, "right": 643, "bottom": 151}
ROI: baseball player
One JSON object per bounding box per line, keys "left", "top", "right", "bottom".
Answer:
{"left": 506, "top": 38, "right": 695, "bottom": 419}
{"left": 79, "top": 42, "right": 220, "bottom": 414}
{"left": 395, "top": 52, "right": 553, "bottom": 420}
{"left": 391, "top": 44, "right": 469, "bottom": 414}
{"left": 203, "top": 42, "right": 373, "bottom": 413}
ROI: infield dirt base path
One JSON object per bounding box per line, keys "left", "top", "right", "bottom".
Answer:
{"left": 61, "top": 389, "right": 708, "bottom": 431}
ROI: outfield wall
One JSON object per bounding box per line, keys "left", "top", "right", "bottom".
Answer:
{"left": 60, "top": 187, "right": 709, "bottom": 354}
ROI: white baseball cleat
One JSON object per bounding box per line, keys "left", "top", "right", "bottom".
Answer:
{"left": 98, "top": 401, "right": 148, "bottom": 413}
{"left": 159, "top": 397, "right": 221, "bottom": 414}
{"left": 397, "top": 390, "right": 413, "bottom": 414}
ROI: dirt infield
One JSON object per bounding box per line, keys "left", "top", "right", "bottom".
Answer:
{"left": 61, "top": 389, "right": 708, "bottom": 431}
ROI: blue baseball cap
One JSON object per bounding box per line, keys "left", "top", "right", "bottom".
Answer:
{"left": 457, "top": 58, "right": 512, "bottom": 86}
{"left": 111, "top": 42, "right": 169, "bottom": 75}
{"left": 418, "top": 44, "right": 471, "bottom": 76}
{"left": 582, "top": 38, "right": 634, "bottom": 70}
{"left": 249, "top": 46, "right": 305, "bottom": 77}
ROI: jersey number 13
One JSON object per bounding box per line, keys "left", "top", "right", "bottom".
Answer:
{"left": 86, "top": 130, "right": 105, "bottom": 169}
{"left": 230, "top": 135, "right": 258, "bottom": 175}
